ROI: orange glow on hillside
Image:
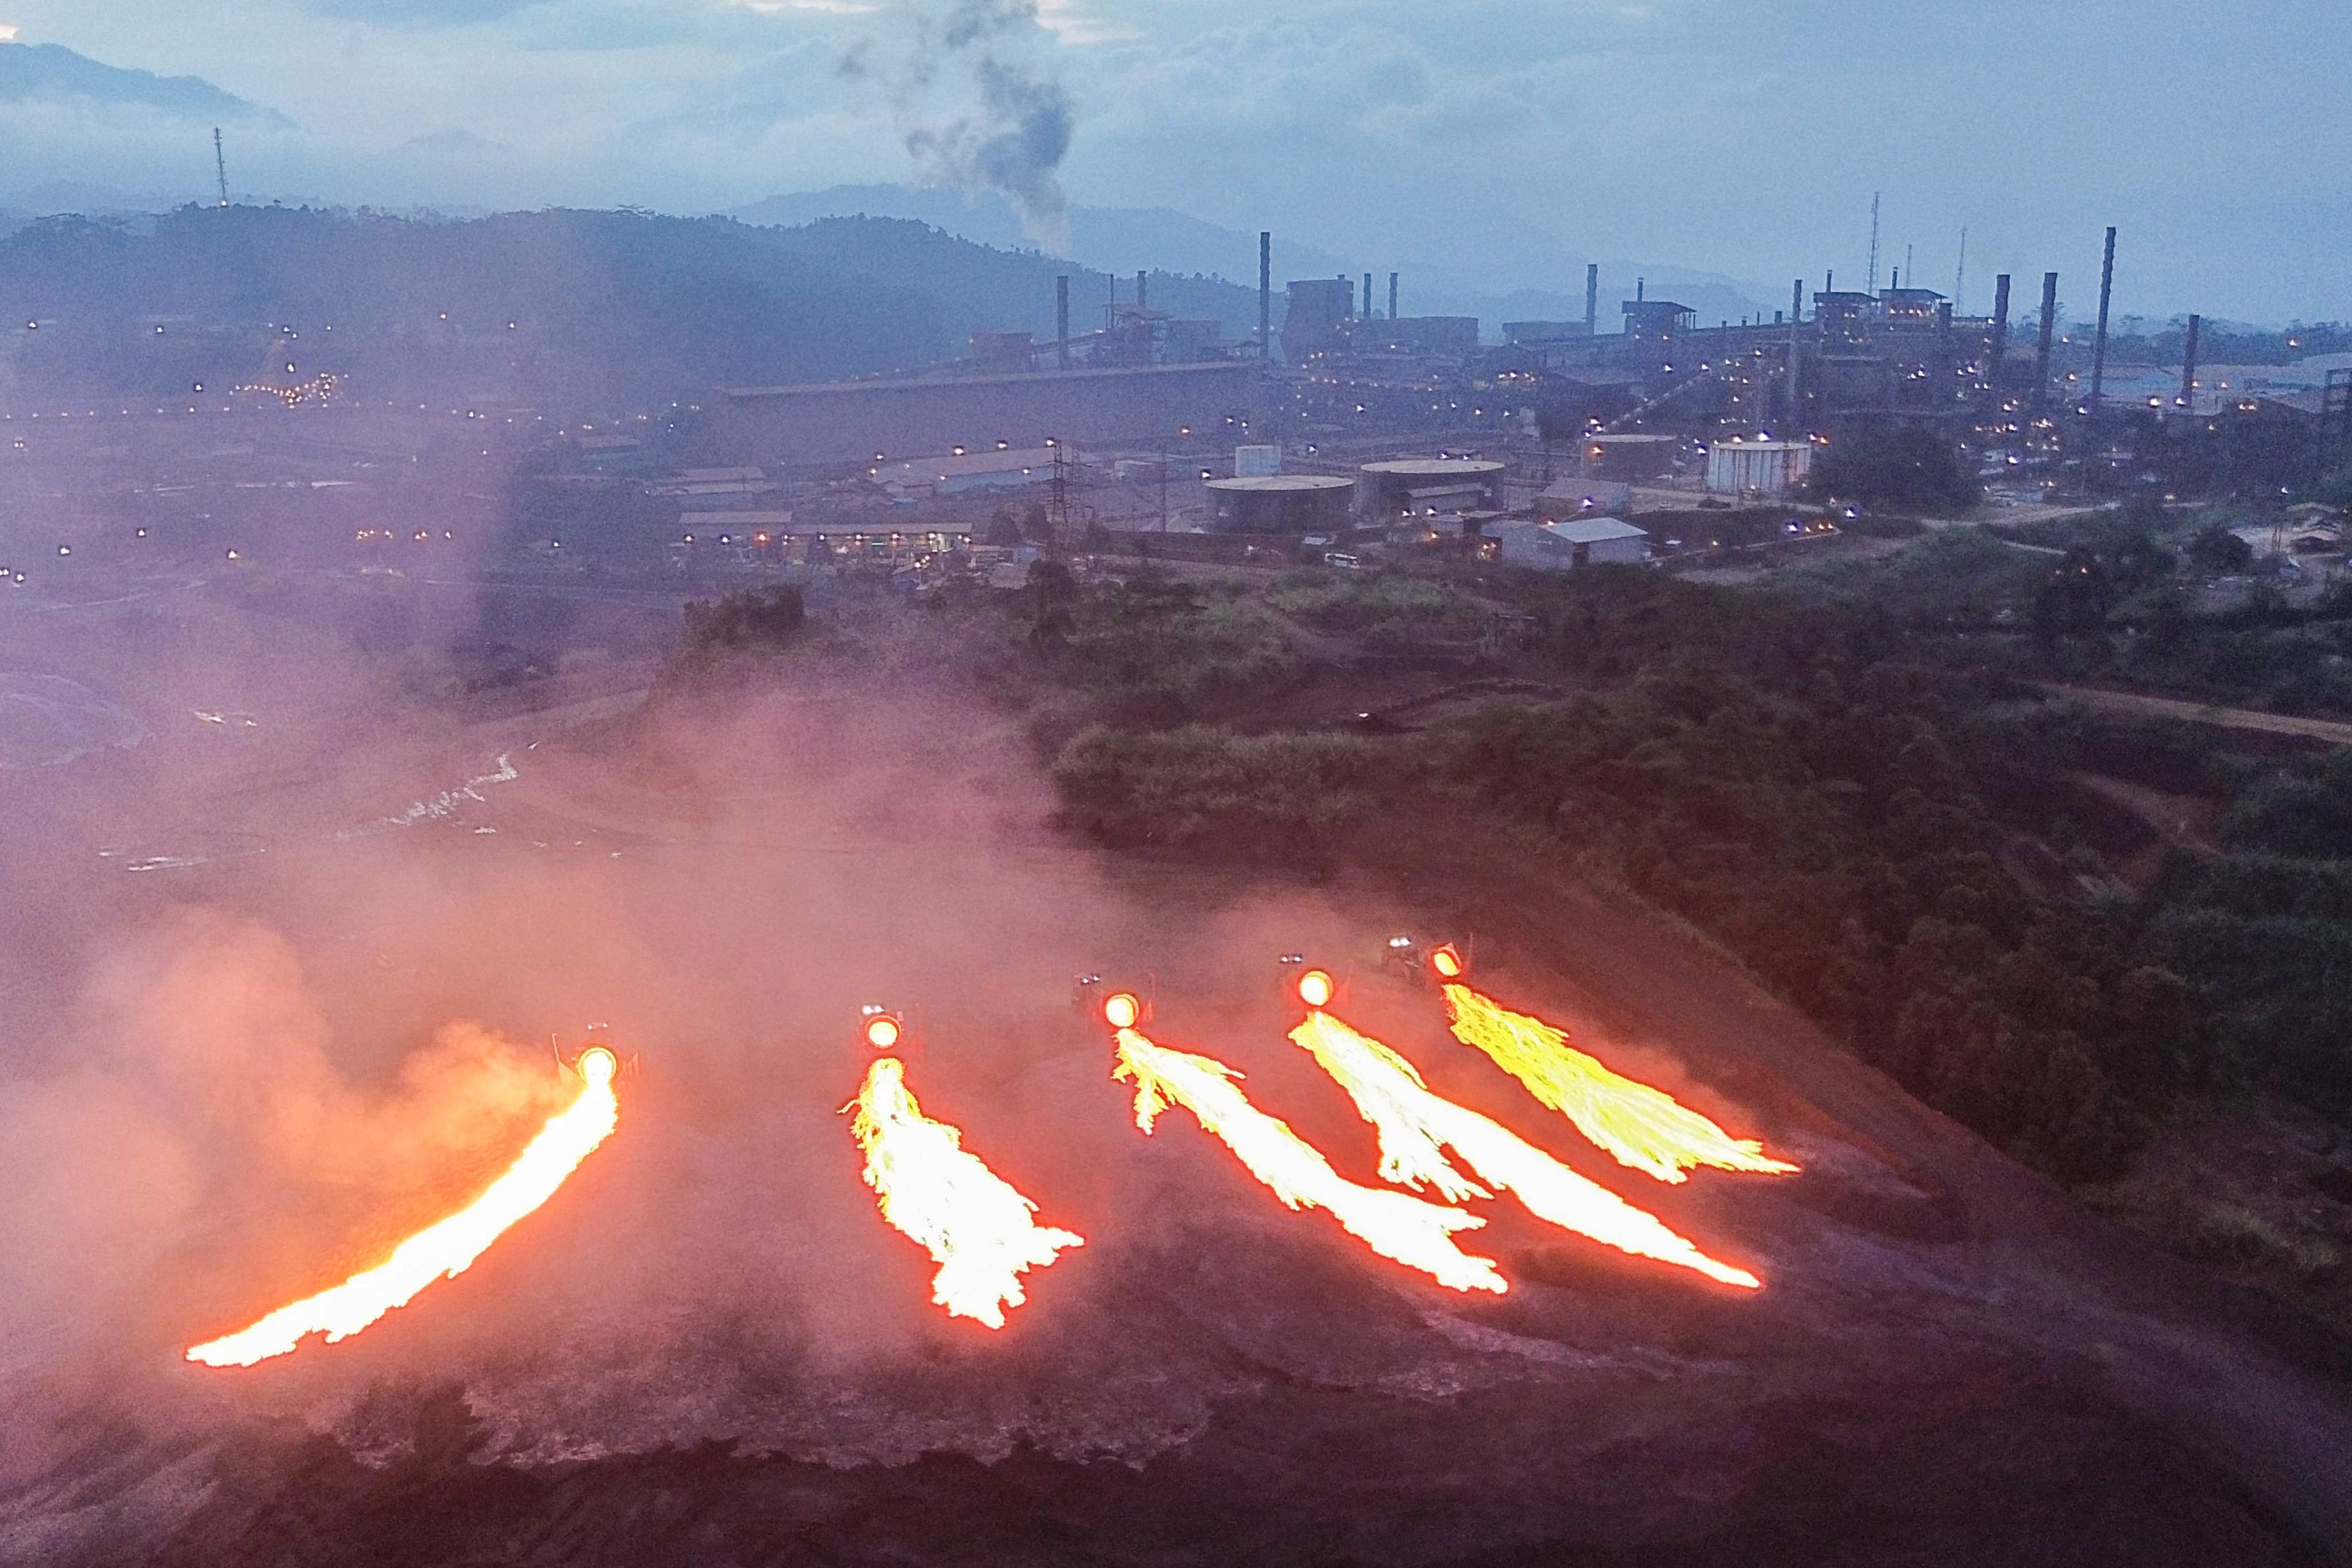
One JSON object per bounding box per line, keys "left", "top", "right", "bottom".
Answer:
{"left": 1112, "top": 1025, "right": 1504, "bottom": 1295}
{"left": 846, "top": 1056, "right": 1082, "bottom": 1328}
{"left": 1290, "top": 1011, "right": 1759, "bottom": 1288}
{"left": 1442, "top": 984, "right": 1797, "bottom": 1185}
{"left": 187, "top": 1048, "right": 620, "bottom": 1368}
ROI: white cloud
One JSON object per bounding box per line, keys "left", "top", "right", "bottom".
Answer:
{"left": 0, "top": 23, "right": 21, "bottom": 40}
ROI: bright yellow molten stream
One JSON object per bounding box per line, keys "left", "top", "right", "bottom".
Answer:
{"left": 1291, "top": 1011, "right": 1759, "bottom": 1289}
{"left": 846, "top": 1056, "right": 1083, "bottom": 1328}
{"left": 188, "top": 1051, "right": 621, "bottom": 1368}
{"left": 1442, "top": 984, "right": 1798, "bottom": 1185}
{"left": 1112, "top": 1027, "right": 1505, "bottom": 1296}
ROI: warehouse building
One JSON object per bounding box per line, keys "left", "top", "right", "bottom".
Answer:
{"left": 1484, "top": 516, "right": 1650, "bottom": 570}
{"left": 709, "top": 361, "right": 1264, "bottom": 467}
{"left": 1358, "top": 457, "right": 1508, "bottom": 519}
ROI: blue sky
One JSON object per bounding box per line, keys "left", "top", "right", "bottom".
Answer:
{"left": 2, "top": 0, "right": 2346, "bottom": 322}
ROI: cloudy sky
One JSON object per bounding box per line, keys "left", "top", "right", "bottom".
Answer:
{"left": 1, "top": 0, "right": 2346, "bottom": 321}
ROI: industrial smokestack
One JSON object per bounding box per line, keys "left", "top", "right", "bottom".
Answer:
{"left": 1056, "top": 274, "right": 1069, "bottom": 370}
{"left": 1987, "top": 273, "right": 2011, "bottom": 408}
{"left": 2090, "top": 226, "right": 2117, "bottom": 418}
{"left": 1937, "top": 301, "right": 1955, "bottom": 399}
{"left": 1258, "top": 231, "right": 1271, "bottom": 360}
{"left": 1787, "top": 279, "right": 1804, "bottom": 427}
{"left": 1636, "top": 277, "right": 1645, "bottom": 302}
{"left": 1388, "top": 272, "right": 1398, "bottom": 321}
{"left": 1363, "top": 273, "right": 1373, "bottom": 326}
{"left": 2179, "top": 313, "right": 2202, "bottom": 416}
{"left": 1585, "top": 262, "right": 1598, "bottom": 336}
{"left": 1137, "top": 270, "right": 1147, "bottom": 310}
{"left": 2033, "top": 271, "right": 2059, "bottom": 418}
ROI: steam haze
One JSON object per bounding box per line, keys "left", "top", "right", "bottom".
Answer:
{"left": 0, "top": 1, "right": 2345, "bottom": 318}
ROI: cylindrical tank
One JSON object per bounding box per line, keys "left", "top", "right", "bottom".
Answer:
{"left": 1206, "top": 474, "right": 1355, "bottom": 533}
{"left": 1704, "top": 439, "right": 1813, "bottom": 497}
{"left": 1356, "top": 458, "right": 1507, "bottom": 520}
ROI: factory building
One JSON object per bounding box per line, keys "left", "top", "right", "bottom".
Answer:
{"left": 967, "top": 332, "right": 1037, "bottom": 373}
{"left": 1234, "top": 443, "right": 1283, "bottom": 477}
{"left": 1351, "top": 317, "right": 1482, "bottom": 357}
{"left": 1704, "top": 438, "right": 1813, "bottom": 497}
{"left": 876, "top": 446, "right": 1056, "bottom": 498}
{"left": 1206, "top": 474, "right": 1355, "bottom": 533}
{"left": 1358, "top": 457, "right": 1508, "bottom": 519}
{"left": 1484, "top": 516, "right": 1650, "bottom": 570}
{"left": 1282, "top": 279, "right": 1355, "bottom": 361}
{"left": 677, "top": 512, "right": 972, "bottom": 565}
{"left": 709, "top": 361, "right": 1264, "bottom": 467}
{"left": 1503, "top": 321, "right": 1592, "bottom": 346}
{"left": 1535, "top": 477, "right": 1632, "bottom": 521}
{"left": 1583, "top": 433, "right": 1681, "bottom": 480}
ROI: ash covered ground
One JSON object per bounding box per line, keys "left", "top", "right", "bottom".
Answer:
{"left": 1, "top": 592, "right": 2349, "bottom": 1567}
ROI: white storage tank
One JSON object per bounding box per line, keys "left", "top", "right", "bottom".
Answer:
{"left": 1705, "top": 438, "right": 1813, "bottom": 497}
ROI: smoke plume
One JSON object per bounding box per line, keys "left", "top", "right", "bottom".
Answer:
{"left": 843, "top": 0, "right": 1074, "bottom": 252}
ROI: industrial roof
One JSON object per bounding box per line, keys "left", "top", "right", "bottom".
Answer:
{"left": 878, "top": 447, "right": 1055, "bottom": 482}
{"left": 1491, "top": 517, "right": 1648, "bottom": 544}
{"left": 1361, "top": 458, "right": 1507, "bottom": 476}
{"left": 1206, "top": 474, "right": 1354, "bottom": 492}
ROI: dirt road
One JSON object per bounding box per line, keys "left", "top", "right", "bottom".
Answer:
{"left": 2036, "top": 682, "right": 2352, "bottom": 746}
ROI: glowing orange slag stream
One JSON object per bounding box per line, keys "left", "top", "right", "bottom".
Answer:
{"left": 1441, "top": 983, "right": 1797, "bottom": 1185}
{"left": 187, "top": 1047, "right": 622, "bottom": 1368}
{"left": 1291, "top": 1011, "right": 1759, "bottom": 1289}
{"left": 847, "top": 1056, "right": 1083, "bottom": 1328}
{"left": 1113, "top": 1026, "right": 1505, "bottom": 1295}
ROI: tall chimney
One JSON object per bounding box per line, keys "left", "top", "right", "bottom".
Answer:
{"left": 1388, "top": 271, "right": 1398, "bottom": 320}
{"left": 1258, "top": 231, "right": 1271, "bottom": 360}
{"left": 1056, "top": 274, "right": 1069, "bottom": 370}
{"left": 1637, "top": 277, "right": 1645, "bottom": 302}
{"left": 2089, "top": 225, "right": 2117, "bottom": 418}
{"left": 1137, "top": 269, "right": 1147, "bottom": 310}
{"left": 1585, "top": 262, "right": 1599, "bottom": 335}
{"left": 2179, "top": 313, "right": 2202, "bottom": 416}
{"left": 2032, "top": 271, "right": 2059, "bottom": 418}
{"left": 1363, "top": 273, "right": 1373, "bottom": 326}
{"left": 1987, "top": 273, "right": 2012, "bottom": 408}
{"left": 1787, "top": 279, "right": 1804, "bottom": 427}
{"left": 1937, "top": 300, "right": 1955, "bottom": 399}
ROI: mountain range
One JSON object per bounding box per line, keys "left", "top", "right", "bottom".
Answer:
{"left": 0, "top": 40, "right": 289, "bottom": 126}
{"left": 0, "top": 38, "right": 1779, "bottom": 333}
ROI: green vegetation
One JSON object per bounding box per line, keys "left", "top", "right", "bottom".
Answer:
{"left": 681, "top": 584, "right": 806, "bottom": 655}
{"left": 1055, "top": 727, "right": 1375, "bottom": 864}
{"left": 1804, "top": 424, "right": 1979, "bottom": 514}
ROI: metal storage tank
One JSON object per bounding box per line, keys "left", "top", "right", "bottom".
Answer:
{"left": 1704, "top": 439, "right": 1813, "bottom": 497}
{"left": 1357, "top": 457, "right": 1507, "bottom": 520}
{"left": 1206, "top": 474, "right": 1355, "bottom": 533}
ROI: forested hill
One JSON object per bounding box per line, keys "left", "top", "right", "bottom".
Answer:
{"left": 0, "top": 206, "right": 1260, "bottom": 407}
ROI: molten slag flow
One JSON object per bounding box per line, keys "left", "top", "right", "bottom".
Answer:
{"left": 187, "top": 1048, "right": 622, "bottom": 1368}
{"left": 1442, "top": 984, "right": 1797, "bottom": 1185}
{"left": 846, "top": 1056, "right": 1083, "bottom": 1328}
{"left": 1112, "top": 1026, "right": 1505, "bottom": 1295}
{"left": 1291, "top": 1011, "right": 1760, "bottom": 1289}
